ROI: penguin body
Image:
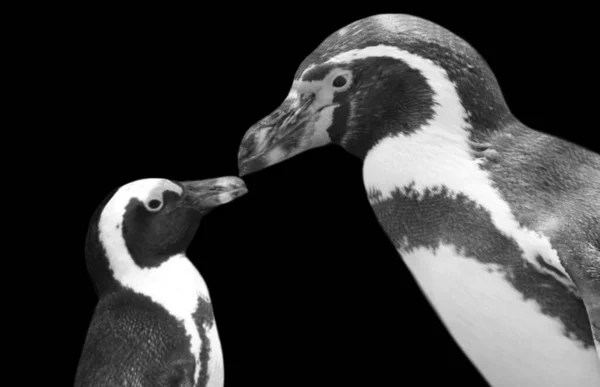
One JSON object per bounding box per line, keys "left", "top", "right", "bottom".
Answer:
{"left": 76, "top": 177, "right": 247, "bottom": 387}
{"left": 237, "top": 14, "right": 600, "bottom": 386}
{"left": 364, "top": 116, "right": 600, "bottom": 385}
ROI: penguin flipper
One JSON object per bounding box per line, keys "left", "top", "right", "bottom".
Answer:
{"left": 585, "top": 284, "right": 600, "bottom": 363}
{"left": 589, "top": 302, "right": 600, "bottom": 363}
{"left": 569, "top": 247, "right": 600, "bottom": 363}
{"left": 580, "top": 289, "right": 600, "bottom": 363}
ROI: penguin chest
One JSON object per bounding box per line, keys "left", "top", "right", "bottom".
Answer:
{"left": 121, "top": 255, "right": 224, "bottom": 387}
{"left": 361, "top": 134, "right": 600, "bottom": 386}
{"left": 399, "top": 244, "right": 600, "bottom": 387}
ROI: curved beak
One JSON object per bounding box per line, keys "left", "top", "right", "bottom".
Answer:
{"left": 180, "top": 176, "right": 247, "bottom": 209}
{"left": 237, "top": 93, "right": 332, "bottom": 176}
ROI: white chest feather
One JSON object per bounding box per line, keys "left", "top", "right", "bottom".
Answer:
{"left": 363, "top": 127, "right": 570, "bottom": 284}
{"left": 116, "top": 255, "right": 214, "bottom": 385}
{"left": 401, "top": 244, "right": 600, "bottom": 386}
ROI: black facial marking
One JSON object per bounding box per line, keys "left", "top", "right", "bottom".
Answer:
{"left": 329, "top": 56, "right": 436, "bottom": 159}
{"left": 192, "top": 297, "right": 216, "bottom": 387}
{"left": 326, "top": 101, "right": 349, "bottom": 145}
{"left": 162, "top": 190, "right": 182, "bottom": 204}
{"left": 368, "top": 185, "right": 595, "bottom": 348}
{"left": 75, "top": 287, "right": 196, "bottom": 386}
{"left": 121, "top": 190, "right": 201, "bottom": 268}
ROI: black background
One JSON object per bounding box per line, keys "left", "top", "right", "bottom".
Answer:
{"left": 32, "top": 5, "right": 598, "bottom": 386}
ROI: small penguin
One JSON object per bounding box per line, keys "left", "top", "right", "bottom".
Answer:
{"left": 237, "top": 14, "right": 600, "bottom": 386}
{"left": 75, "top": 176, "right": 247, "bottom": 387}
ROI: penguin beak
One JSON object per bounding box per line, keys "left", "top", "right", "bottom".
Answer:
{"left": 238, "top": 93, "right": 332, "bottom": 176}
{"left": 180, "top": 176, "right": 248, "bottom": 209}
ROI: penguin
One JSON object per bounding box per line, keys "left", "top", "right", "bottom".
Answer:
{"left": 236, "top": 14, "right": 600, "bottom": 387}
{"left": 75, "top": 176, "right": 247, "bottom": 387}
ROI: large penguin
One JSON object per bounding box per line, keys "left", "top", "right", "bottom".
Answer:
{"left": 75, "top": 177, "right": 247, "bottom": 387}
{"left": 237, "top": 14, "right": 600, "bottom": 386}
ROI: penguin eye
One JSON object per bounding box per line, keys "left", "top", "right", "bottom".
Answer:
{"left": 332, "top": 75, "right": 347, "bottom": 88}
{"left": 147, "top": 199, "right": 163, "bottom": 211}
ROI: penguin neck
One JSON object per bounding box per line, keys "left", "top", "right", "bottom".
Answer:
{"left": 349, "top": 56, "right": 477, "bottom": 169}
{"left": 361, "top": 109, "right": 476, "bottom": 199}
{"left": 88, "top": 232, "right": 212, "bottom": 303}
{"left": 109, "top": 250, "right": 212, "bottom": 305}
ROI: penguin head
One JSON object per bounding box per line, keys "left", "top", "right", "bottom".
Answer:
{"left": 238, "top": 14, "right": 509, "bottom": 175}
{"left": 85, "top": 176, "right": 247, "bottom": 295}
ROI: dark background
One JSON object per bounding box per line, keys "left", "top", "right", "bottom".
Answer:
{"left": 34, "top": 5, "right": 597, "bottom": 386}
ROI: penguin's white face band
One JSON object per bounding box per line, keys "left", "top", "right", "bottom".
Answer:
{"left": 101, "top": 178, "right": 183, "bottom": 230}
{"left": 295, "top": 68, "right": 353, "bottom": 99}
{"left": 143, "top": 181, "right": 181, "bottom": 212}
{"left": 96, "top": 179, "right": 183, "bottom": 267}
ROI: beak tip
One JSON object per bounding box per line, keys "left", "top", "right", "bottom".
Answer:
{"left": 238, "top": 162, "right": 251, "bottom": 177}
{"left": 216, "top": 185, "right": 248, "bottom": 205}
{"left": 238, "top": 153, "right": 266, "bottom": 177}
{"left": 182, "top": 176, "right": 248, "bottom": 208}
{"left": 237, "top": 186, "right": 249, "bottom": 198}
{"left": 223, "top": 176, "right": 248, "bottom": 200}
